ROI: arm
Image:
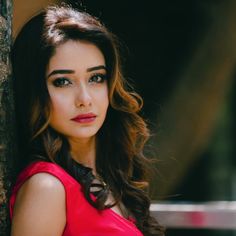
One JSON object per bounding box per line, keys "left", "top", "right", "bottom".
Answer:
{"left": 11, "top": 173, "right": 66, "bottom": 236}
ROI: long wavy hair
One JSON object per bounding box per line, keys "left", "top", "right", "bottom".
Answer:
{"left": 12, "top": 5, "right": 164, "bottom": 235}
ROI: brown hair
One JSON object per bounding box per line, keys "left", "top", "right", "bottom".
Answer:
{"left": 12, "top": 5, "right": 164, "bottom": 235}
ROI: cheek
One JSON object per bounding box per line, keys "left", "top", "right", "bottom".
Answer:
{"left": 49, "top": 92, "right": 72, "bottom": 117}
{"left": 97, "top": 87, "right": 109, "bottom": 110}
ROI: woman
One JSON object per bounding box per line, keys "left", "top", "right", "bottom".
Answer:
{"left": 9, "top": 4, "right": 165, "bottom": 236}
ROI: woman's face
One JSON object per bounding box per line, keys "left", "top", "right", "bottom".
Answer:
{"left": 46, "top": 40, "right": 109, "bottom": 142}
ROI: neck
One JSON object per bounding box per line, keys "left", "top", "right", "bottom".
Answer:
{"left": 68, "top": 136, "right": 96, "bottom": 174}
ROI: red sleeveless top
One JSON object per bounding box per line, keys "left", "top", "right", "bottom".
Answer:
{"left": 9, "top": 161, "right": 143, "bottom": 236}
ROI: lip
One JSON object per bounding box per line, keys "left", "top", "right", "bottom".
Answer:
{"left": 71, "top": 112, "right": 97, "bottom": 123}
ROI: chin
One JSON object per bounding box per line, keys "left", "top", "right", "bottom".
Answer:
{"left": 57, "top": 125, "right": 102, "bottom": 140}
{"left": 69, "top": 131, "right": 98, "bottom": 140}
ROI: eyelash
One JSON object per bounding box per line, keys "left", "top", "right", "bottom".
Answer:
{"left": 52, "top": 73, "right": 107, "bottom": 88}
{"left": 89, "top": 73, "right": 107, "bottom": 83}
{"left": 52, "top": 77, "right": 71, "bottom": 87}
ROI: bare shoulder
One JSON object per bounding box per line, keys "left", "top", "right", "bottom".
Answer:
{"left": 14, "top": 173, "right": 66, "bottom": 208}
{"left": 11, "top": 173, "right": 66, "bottom": 236}
{"left": 19, "top": 172, "right": 65, "bottom": 193}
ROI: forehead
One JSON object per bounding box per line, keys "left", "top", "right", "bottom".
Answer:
{"left": 47, "top": 40, "right": 105, "bottom": 72}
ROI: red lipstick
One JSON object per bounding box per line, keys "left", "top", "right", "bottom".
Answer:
{"left": 71, "top": 113, "right": 96, "bottom": 123}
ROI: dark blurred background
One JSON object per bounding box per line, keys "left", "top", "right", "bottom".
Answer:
{"left": 64, "top": 0, "right": 236, "bottom": 200}
{"left": 67, "top": 1, "right": 236, "bottom": 235}
{"left": 13, "top": 0, "right": 236, "bottom": 235}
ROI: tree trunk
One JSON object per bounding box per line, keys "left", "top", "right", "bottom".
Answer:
{"left": 0, "top": 0, "right": 14, "bottom": 235}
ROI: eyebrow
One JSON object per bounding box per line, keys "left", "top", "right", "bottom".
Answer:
{"left": 47, "top": 65, "right": 107, "bottom": 78}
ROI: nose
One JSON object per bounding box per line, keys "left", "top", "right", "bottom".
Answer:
{"left": 75, "top": 84, "right": 92, "bottom": 108}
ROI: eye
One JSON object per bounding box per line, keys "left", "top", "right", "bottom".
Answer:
{"left": 89, "top": 74, "right": 107, "bottom": 84}
{"left": 52, "top": 78, "right": 72, "bottom": 87}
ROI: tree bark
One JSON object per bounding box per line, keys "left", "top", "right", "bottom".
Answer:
{"left": 0, "top": 0, "right": 14, "bottom": 235}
